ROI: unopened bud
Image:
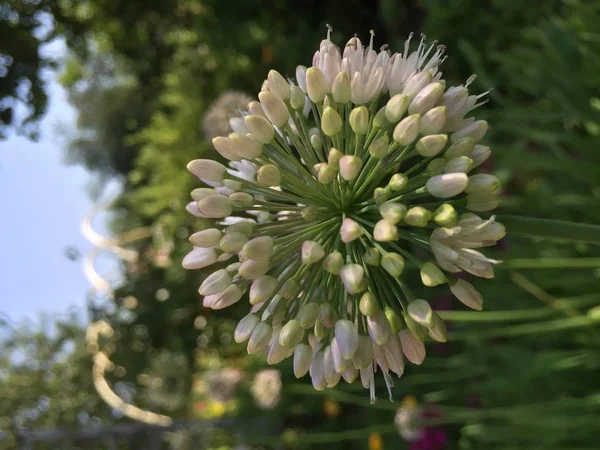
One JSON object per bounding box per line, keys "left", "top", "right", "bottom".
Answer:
{"left": 426, "top": 173, "right": 469, "bottom": 198}
{"left": 404, "top": 206, "right": 433, "bottom": 227}
{"left": 465, "top": 174, "right": 500, "bottom": 195}
{"left": 381, "top": 252, "right": 405, "bottom": 277}
{"left": 229, "top": 192, "right": 254, "bottom": 210}
{"left": 319, "top": 303, "right": 337, "bottom": 328}
{"left": 207, "top": 284, "right": 243, "bottom": 310}
{"left": 373, "top": 187, "right": 391, "bottom": 205}
{"left": 189, "top": 228, "right": 221, "bottom": 247}
{"left": 367, "top": 311, "right": 391, "bottom": 345}
{"left": 328, "top": 148, "right": 343, "bottom": 168}
{"left": 315, "top": 163, "right": 336, "bottom": 184}
{"left": 247, "top": 322, "right": 272, "bottom": 354}
{"left": 466, "top": 193, "right": 501, "bottom": 212}
{"left": 332, "top": 71, "right": 351, "bottom": 103}
{"left": 359, "top": 292, "right": 379, "bottom": 316}
{"left": 399, "top": 329, "right": 426, "bottom": 364}
{"left": 434, "top": 203, "right": 458, "bottom": 227}
{"left": 353, "top": 335, "right": 374, "bottom": 369}
{"left": 306, "top": 67, "right": 328, "bottom": 103}
{"left": 258, "top": 91, "right": 290, "bottom": 128}
{"left": 373, "top": 106, "right": 388, "bottom": 129}
{"left": 374, "top": 219, "right": 398, "bottom": 242}
{"left": 290, "top": 85, "right": 306, "bottom": 110}
{"left": 445, "top": 137, "right": 475, "bottom": 159}
{"left": 420, "top": 106, "right": 447, "bottom": 135}
{"left": 368, "top": 135, "right": 390, "bottom": 159}
{"left": 310, "top": 133, "right": 322, "bottom": 151}
{"left": 267, "top": 69, "right": 291, "bottom": 99}
{"left": 248, "top": 100, "right": 266, "bottom": 117}
{"left": 323, "top": 251, "right": 343, "bottom": 274}
{"left": 197, "top": 195, "right": 233, "bottom": 218}
{"left": 280, "top": 278, "right": 300, "bottom": 299}
{"left": 340, "top": 218, "right": 363, "bottom": 243}
{"left": 450, "top": 279, "right": 483, "bottom": 310}
{"left": 257, "top": 164, "right": 281, "bottom": 187}
{"left": 393, "top": 114, "right": 421, "bottom": 146}
{"left": 187, "top": 159, "right": 226, "bottom": 182}
{"left": 296, "top": 65, "right": 307, "bottom": 92}
{"left": 297, "top": 303, "right": 320, "bottom": 329}
{"left": 385, "top": 94, "right": 409, "bottom": 123}
{"left": 444, "top": 156, "right": 473, "bottom": 174}
{"left": 245, "top": 115, "right": 275, "bottom": 144}
{"left": 340, "top": 264, "right": 365, "bottom": 294}
{"left": 234, "top": 313, "right": 259, "bottom": 343}
{"left": 212, "top": 136, "right": 241, "bottom": 161}
{"left": 471, "top": 145, "right": 491, "bottom": 168}
{"left": 416, "top": 134, "right": 448, "bottom": 157}
{"left": 407, "top": 299, "right": 434, "bottom": 327}
{"left": 322, "top": 106, "right": 343, "bottom": 136}
{"left": 241, "top": 236, "right": 274, "bottom": 260}
{"left": 249, "top": 275, "right": 278, "bottom": 305}
{"left": 404, "top": 315, "right": 428, "bottom": 341}
{"left": 339, "top": 155, "right": 362, "bottom": 180}
{"left": 279, "top": 319, "right": 304, "bottom": 348}
{"left": 294, "top": 344, "right": 313, "bottom": 377}
{"left": 335, "top": 320, "right": 359, "bottom": 359}
{"left": 420, "top": 262, "right": 446, "bottom": 287}
{"left": 409, "top": 82, "right": 444, "bottom": 115}
{"left": 403, "top": 71, "right": 433, "bottom": 100}
{"left": 302, "top": 240, "right": 325, "bottom": 264}
{"left": 388, "top": 173, "right": 408, "bottom": 191}
{"left": 349, "top": 106, "right": 369, "bottom": 135}
{"left": 239, "top": 258, "right": 270, "bottom": 280}
{"left": 428, "top": 312, "right": 447, "bottom": 343}
{"left": 379, "top": 202, "right": 407, "bottom": 224}
{"left": 191, "top": 188, "right": 218, "bottom": 201}
{"left": 227, "top": 221, "right": 254, "bottom": 236}
{"left": 385, "top": 307, "right": 403, "bottom": 334}
{"left": 219, "top": 231, "right": 248, "bottom": 253}
{"left": 199, "top": 269, "right": 232, "bottom": 296}
{"left": 363, "top": 248, "right": 381, "bottom": 266}
{"left": 223, "top": 179, "right": 242, "bottom": 191}
{"left": 230, "top": 132, "right": 262, "bottom": 159}
{"left": 451, "top": 120, "right": 489, "bottom": 143}
{"left": 427, "top": 158, "right": 446, "bottom": 176}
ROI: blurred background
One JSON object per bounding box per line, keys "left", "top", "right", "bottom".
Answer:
{"left": 2, "top": 0, "right": 600, "bottom": 448}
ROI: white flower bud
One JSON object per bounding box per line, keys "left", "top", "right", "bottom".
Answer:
{"left": 433, "top": 204, "right": 458, "bottom": 227}
{"left": 227, "top": 193, "right": 252, "bottom": 210}
{"left": 257, "top": 164, "right": 281, "bottom": 187}
{"left": 426, "top": 173, "right": 469, "bottom": 199}
{"left": 342, "top": 367, "right": 358, "bottom": 383}
{"left": 187, "top": 159, "right": 226, "bottom": 182}
{"left": 338, "top": 155, "right": 362, "bottom": 180}
{"left": 319, "top": 303, "right": 337, "bottom": 328}
{"left": 267, "top": 330, "right": 291, "bottom": 365}
{"left": 212, "top": 136, "right": 241, "bottom": 161}
{"left": 444, "top": 156, "right": 473, "bottom": 174}
{"left": 189, "top": 228, "right": 221, "bottom": 247}
{"left": 322, "top": 106, "right": 343, "bottom": 136}
{"left": 359, "top": 292, "right": 379, "bottom": 316}
{"left": 374, "top": 187, "right": 391, "bottom": 205}
{"left": 310, "top": 133, "right": 322, "bottom": 151}
{"left": 385, "top": 94, "right": 409, "bottom": 123}
{"left": 409, "top": 82, "right": 445, "bottom": 115}
{"left": 381, "top": 252, "right": 405, "bottom": 277}
{"left": 217, "top": 252, "right": 233, "bottom": 262}
{"left": 368, "top": 135, "right": 390, "bottom": 159}
{"left": 279, "top": 319, "right": 304, "bottom": 348}
{"left": 380, "top": 335, "right": 405, "bottom": 377}
{"left": 340, "top": 218, "right": 363, "bottom": 243}
{"left": 245, "top": 114, "right": 275, "bottom": 144}
{"left": 451, "top": 120, "right": 489, "bottom": 143}
{"left": 393, "top": 114, "right": 421, "bottom": 146}
{"left": 379, "top": 202, "right": 406, "bottom": 224}
{"left": 249, "top": 275, "right": 277, "bottom": 305}
{"left": 340, "top": 264, "right": 365, "bottom": 294}
{"left": 197, "top": 195, "right": 233, "bottom": 219}
{"left": 280, "top": 278, "right": 299, "bottom": 299}
{"left": 208, "top": 284, "right": 244, "bottom": 310}
{"left": 302, "top": 205, "right": 318, "bottom": 222}
{"left": 315, "top": 163, "right": 336, "bottom": 184}
{"left": 227, "top": 221, "right": 254, "bottom": 236}
{"left": 388, "top": 173, "right": 408, "bottom": 191}
{"left": 335, "top": 319, "right": 359, "bottom": 360}
{"left": 323, "top": 345, "right": 338, "bottom": 385}
{"left": 219, "top": 231, "right": 248, "bottom": 253}
{"left": 229, "top": 117, "right": 247, "bottom": 134}
{"left": 404, "top": 206, "right": 433, "bottom": 227}
{"left": 294, "top": 344, "right": 313, "bottom": 378}
{"left": 223, "top": 179, "right": 242, "bottom": 192}
{"left": 367, "top": 311, "right": 391, "bottom": 345}
{"left": 407, "top": 299, "right": 434, "bottom": 327}
{"left": 239, "top": 259, "right": 270, "bottom": 280}
{"left": 467, "top": 193, "right": 501, "bottom": 212}
{"left": 290, "top": 85, "right": 305, "bottom": 110}
{"left": 471, "top": 144, "right": 491, "bottom": 168}
{"left": 373, "top": 106, "right": 388, "bottom": 129}
{"left": 331, "top": 337, "right": 352, "bottom": 372}
{"left": 420, "top": 105, "right": 447, "bottom": 135}
{"left": 385, "top": 307, "right": 403, "bottom": 334}
{"left": 230, "top": 132, "right": 263, "bottom": 160}
{"left": 445, "top": 137, "right": 475, "bottom": 159}
{"left": 323, "top": 251, "right": 344, "bottom": 275}
{"left": 297, "top": 303, "right": 320, "bottom": 329}
{"left": 403, "top": 71, "right": 433, "bottom": 100}
{"left": 248, "top": 100, "right": 266, "bottom": 118}
{"left": 267, "top": 69, "right": 291, "bottom": 100}
{"left": 349, "top": 106, "right": 369, "bottom": 135}
{"left": 450, "top": 279, "right": 483, "bottom": 310}
{"left": 353, "top": 335, "right": 374, "bottom": 369}
{"left": 247, "top": 322, "right": 272, "bottom": 354}
{"left": 465, "top": 174, "right": 500, "bottom": 195}
{"left": 306, "top": 67, "right": 328, "bottom": 103}
{"left": 428, "top": 312, "right": 447, "bottom": 343}
{"left": 420, "top": 262, "right": 446, "bottom": 287}
{"left": 234, "top": 313, "right": 260, "bottom": 343}
{"left": 296, "top": 65, "right": 308, "bottom": 92}
{"left": 310, "top": 351, "right": 327, "bottom": 391}
{"left": 363, "top": 248, "right": 380, "bottom": 267}
{"left": 182, "top": 247, "right": 218, "bottom": 270}
{"left": 328, "top": 148, "right": 343, "bottom": 168}
{"left": 191, "top": 188, "right": 218, "bottom": 201}
{"left": 258, "top": 91, "right": 290, "bottom": 128}
{"left": 199, "top": 269, "right": 232, "bottom": 296}
{"left": 427, "top": 158, "right": 446, "bottom": 176}
{"left": 399, "top": 329, "right": 426, "bottom": 365}
{"left": 332, "top": 71, "right": 351, "bottom": 104}
{"left": 302, "top": 240, "right": 325, "bottom": 264}
{"left": 374, "top": 220, "right": 398, "bottom": 242}
{"left": 416, "top": 134, "right": 448, "bottom": 157}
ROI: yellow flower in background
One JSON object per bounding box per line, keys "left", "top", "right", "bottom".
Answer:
{"left": 368, "top": 432, "right": 383, "bottom": 450}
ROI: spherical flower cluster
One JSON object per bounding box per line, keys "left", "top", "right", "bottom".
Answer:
{"left": 250, "top": 369, "right": 282, "bottom": 409}
{"left": 202, "top": 90, "right": 253, "bottom": 142}
{"left": 183, "top": 27, "right": 505, "bottom": 401}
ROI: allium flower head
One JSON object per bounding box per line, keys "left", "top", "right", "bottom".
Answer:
{"left": 183, "top": 27, "right": 505, "bottom": 401}
{"left": 202, "top": 90, "right": 253, "bottom": 142}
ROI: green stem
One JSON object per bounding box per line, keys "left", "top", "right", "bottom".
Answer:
{"left": 498, "top": 214, "right": 600, "bottom": 245}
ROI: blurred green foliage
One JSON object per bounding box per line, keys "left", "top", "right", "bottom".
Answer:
{"left": 2, "top": 0, "right": 600, "bottom": 449}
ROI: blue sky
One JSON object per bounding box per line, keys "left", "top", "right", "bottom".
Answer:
{"left": 1, "top": 41, "right": 117, "bottom": 325}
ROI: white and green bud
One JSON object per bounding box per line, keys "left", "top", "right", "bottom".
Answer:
{"left": 212, "top": 136, "right": 241, "bottom": 161}
{"left": 467, "top": 193, "right": 502, "bottom": 212}
{"left": 407, "top": 299, "right": 434, "bottom": 327}
{"left": 257, "top": 164, "right": 281, "bottom": 187}
{"left": 393, "top": 113, "right": 421, "bottom": 146}
{"left": 239, "top": 258, "right": 270, "bottom": 280}
{"left": 315, "top": 163, "right": 336, "bottom": 184}
{"left": 322, "top": 106, "right": 343, "bottom": 136}
{"left": 328, "top": 148, "right": 343, "bottom": 168}
{"left": 427, "top": 158, "right": 447, "bottom": 176}
{"left": 189, "top": 228, "right": 221, "bottom": 247}
{"left": 368, "top": 135, "right": 390, "bottom": 159}
{"left": 323, "top": 251, "right": 344, "bottom": 275}
{"left": 426, "top": 173, "right": 469, "bottom": 198}
{"left": 379, "top": 202, "right": 407, "bottom": 224}
{"left": 363, "top": 248, "right": 381, "bottom": 266}
{"left": 230, "top": 132, "right": 262, "bottom": 159}
{"left": 444, "top": 156, "right": 473, "bottom": 174}
{"left": 433, "top": 203, "right": 458, "bottom": 227}
{"left": 310, "top": 133, "right": 322, "bottom": 151}
{"left": 297, "top": 303, "right": 320, "bottom": 329}
{"left": 234, "top": 313, "right": 260, "bottom": 343}
{"left": 340, "top": 264, "right": 365, "bottom": 294}
{"left": 388, "top": 173, "right": 408, "bottom": 191}
{"left": 290, "top": 85, "right": 306, "bottom": 110}
{"left": 416, "top": 134, "right": 448, "bottom": 157}
{"left": 471, "top": 144, "right": 491, "bottom": 168}
{"left": 199, "top": 269, "right": 232, "bottom": 296}
{"left": 306, "top": 67, "right": 328, "bottom": 103}
{"left": 187, "top": 159, "right": 226, "bottom": 182}
{"left": 279, "top": 319, "right": 304, "bottom": 348}
{"left": 223, "top": 179, "right": 243, "bottom": 192}
{"left": 408, "top": 82, "right": 444, "bottom": 115}
{"left": 247, "top": 322, "right": 272, "bottom": 354}
{"left": 445, "top": 137, "right": 475, "bottom": 159}
{"left": 227, "top": 221, "right": 254, "bottom": 236}
{"left": 374, "top": 219, "right": 398, "bottom": 242}
{"left": 339, "top": 155, "right": 362, "bottom": 181}
{"left": 245, "top": 114, "right": 275, "bottom": 144}
{"left": 465, "top": 174, "right": 500, "bottom": 195}
{"left": 229, "top": 192, "right": 254, "bottom": 209}
{"left": 197, "top": 195, "right": 233, "bottom": 218}
{"left": 428, "top": 312, "right": 447, "bottom": 343}
{"left": 450, "top": 279, "right": 483, "bottom": 310}
{"left": 373, "top": 106, "right": 388, "bottom": 129}
{"left": 451, "top": 120, "right": 489, "bottom": 143}
{"left": 340, "top": 218, "right": 363, "bottom": 243}
{"left": 403, "top": 71, "right": 433, "bottom": 100}
{"left": 191, "top": 187, "right": 218, "bottom": 201}
{"left": 385, "top": 307, "right": 403, "bottom": 334}
{"left": 404, "top": 206, "right": 433, "bottom": 227}
{"left": 353, "top": 335, "right": 374, "bottom": 369}
{"left": 399, "top": 329, "right": 426, "bottom": 365}
{"left": 280, "top": 278, "right": 300, "bottom": 299}
{"left": 335, "top": 319, "right": 359, "bottom": 359}
{"left": 359, "top": 292, "right": 379, "bottom": 316}
{"left": 367, "top": 311, "right": 391, "bottom": 345}
{"left": 241, "top": 236, "right": 274, "bottom": 260}
{"left": 207, "top": 284, "right": 243, "bottom": 310}
{"left": 248, "top": 100, "right": 266, "bottom": 117}
{"left": 373, "top": 187, "right": 391, "bottom": 205}
{"left": 350, "top": 106, "right": 369, "bottom": 135}
{"left": 267, "top": 69, "right": 291, "bottom": 99}
{"left": 420, "top": 262, "right": 446, "bottom": 287}
{"left": 249, "top": 275, "right": 277, "bottom": 305}
{"left": 302, "top": 240, "right": 325, "bottom": 264}
{"left": 341, "top": 367, "right": 358, "bottom": 383}
{"left": 385, "top": 94, "right": 409, "bottom": 123}
{"left": 258, "top": 90, "right": 290, "bottom": 128}
{"left": 420, "top": 106, "right": 447, "bottom": 135}
{"left": 319, "top": 303, "right": 337, "bottom": 328}
{"left": 381, "top": 252, "right": 405, "bottom": 277}
{"left": 331, "top": 337, "right": 352, "bottom": 372}
{"left": 332, "top": 71, "right": 351, "bottom": 103}
{"left": 293, "top": 344, "right": 313, "bottom": 378}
